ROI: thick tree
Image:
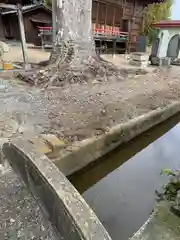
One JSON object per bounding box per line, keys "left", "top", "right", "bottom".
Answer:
{"left": 35, "top": 0, "right": 120, "bottom": 86}
{"left": 54, "top": 0, "right": 95, "bottom": 65}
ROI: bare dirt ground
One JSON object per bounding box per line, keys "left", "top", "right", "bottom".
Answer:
{"left": 1, "top": 45, "right": 180, "bottom": 143}
{"left": 3, "top": 43, "right": 50, "bottom": 64}
{"left": 0, "top": 63, "right": 180, "bottom": 143}
{"left": 42, "top": 66, "right": 180, "bottom": 142}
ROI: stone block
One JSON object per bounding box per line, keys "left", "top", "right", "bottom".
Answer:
{"left": 40, "top": 134, "right": 66, "bottom": 152}
{"left": 0, "top": 41, "right": 9, "bottom": 54}
{"left": 28, "top": 136, "right": 51, "bottom": 155}
{"left": 131, "top": 53, "right": 149, "bottom": 62}
{"left": 129, "top": 60, "right": 148, "bottom": 68}
{"left": 159, "top": 57, "right": 171, "bottom": 66}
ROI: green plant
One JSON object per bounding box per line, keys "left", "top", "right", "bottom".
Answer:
{"left": 157, "top": 168, "right": 180, "bottom": 202}
{"left": 44, "top": 0, "right": 52, "bottom": 8}
{"left": 141, "top": 0, "right": 173, "bottom": 44}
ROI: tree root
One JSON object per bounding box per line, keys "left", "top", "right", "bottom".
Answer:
{"left": 17, "top": 56, "right": 126, "bottom": 88}
{"left": 16, "top": 42, "right": 147, "bottom": 87}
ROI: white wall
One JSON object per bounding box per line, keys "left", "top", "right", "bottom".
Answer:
{"left": 157, "top": 28, "right": 180, "bottom": 58}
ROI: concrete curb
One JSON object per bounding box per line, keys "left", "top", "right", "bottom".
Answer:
{"left": 53, "top": 101, "right": 180, "bottom": 176}
{"left": 3, "top": 140, "right": 111, "bottom": 240}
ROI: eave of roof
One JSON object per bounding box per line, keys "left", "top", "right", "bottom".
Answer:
{"left": 139, "top": 0, "right": 165, "bottom": 3}
{"left": 0, "top": 3, "right": 51, "bottom": 15}
{"left": 152, "top": 20, "right": 180, "bottom": 28}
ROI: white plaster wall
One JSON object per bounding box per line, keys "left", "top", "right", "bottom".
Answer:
{"left": 157, "top": 28, "right": 180, "bottom": 58}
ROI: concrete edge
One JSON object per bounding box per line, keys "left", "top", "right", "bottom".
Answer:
{"left": 130, "top": 201, "right": 180, "bottom": 239}
{"left": 2, "top": 140, "right": 111, "bottom": 240}
{"left": 130, "top": 214, "right": 155, "bottom": 239}
{"left": 53, "top": 101, "right": 180, "bottom": 176}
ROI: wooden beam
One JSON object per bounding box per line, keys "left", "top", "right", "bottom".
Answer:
{"left": 0, "top": 3, "right": 17, "bottom": 9}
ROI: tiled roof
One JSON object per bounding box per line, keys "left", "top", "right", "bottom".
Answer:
{"left": 0, "top": 3, "right": 51, "bottom": 15}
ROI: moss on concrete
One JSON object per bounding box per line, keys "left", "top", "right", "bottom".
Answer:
{"left": 131, "top": 202, "right": 180, "bottom": 240}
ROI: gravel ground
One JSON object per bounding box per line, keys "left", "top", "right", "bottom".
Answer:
{"left": 1, "top": 65, "right": 180, "bottom": 142}
{"left": 0, "top": 167, "right": 58, "bottom": 240}
{"left": 44, "top": 66, "right": 180, "bottom": 142}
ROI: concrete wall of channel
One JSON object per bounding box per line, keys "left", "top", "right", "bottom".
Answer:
{"left": 53, "top": 101, "right": 180, "bottom": 176}
{"left": 130, "top": 202, "right": 180, "bottom": 240}
{"left": 2, "top": 139, "right": 111, "bottom": 240}
{"left": 2, "top": 102, "right": 180, "bottom": 239}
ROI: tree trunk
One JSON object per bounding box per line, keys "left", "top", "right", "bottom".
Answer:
{"left": 52, "top": 0, "right": 96, "bottom": 67}
{"left": 24, "top": 0, "right": 121, "bottom": 86}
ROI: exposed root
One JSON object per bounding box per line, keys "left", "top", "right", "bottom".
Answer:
{"left": 16, "top": 41, "right": 147, "bottom": 87}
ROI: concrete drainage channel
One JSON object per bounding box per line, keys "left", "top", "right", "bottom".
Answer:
{"left": 2, "top": 101, "right": 180, "bottom": 239}
{"left": 52, "top": 101, "right": 180, "bottom": 176}
{"left": 2, "top": 140, "right": 111, "bottom": 240}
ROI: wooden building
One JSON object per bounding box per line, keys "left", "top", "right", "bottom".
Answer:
{"left": 92, "top": 0, "right": 165, "bottom": 52}
{"left": 0, "top": 3, "right": 51, "bottom": 45}
{"left": 0, "top": 0, "right": 164, "bottom": 50}
{"left": 0, "top": 0, "right": 42, "bottom": 4}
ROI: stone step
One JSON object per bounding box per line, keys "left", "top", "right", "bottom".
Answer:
{"left": 131, "top": 53, "right": 149, "bottom": 62}
{"left": 129, "top": 59, "right": 148, "bottom": 67}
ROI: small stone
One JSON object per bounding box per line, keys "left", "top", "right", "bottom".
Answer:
{"left": 10, "top": 218, "right": 15, "bottom": 224}
{"left": 92, "top": 80, "right": 100, "bottom": 85}
{"left": 18, "top": 125, "right": 27, "bottom": 134}
{"left": 101, "top": 108, "right": 106, "bottom": 116}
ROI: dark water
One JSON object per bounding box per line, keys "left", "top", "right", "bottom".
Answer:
{"left": 69, "top": 114, "right": 180, "bottom": 240}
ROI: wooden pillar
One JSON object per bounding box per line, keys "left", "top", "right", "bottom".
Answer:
{"left": 52, "top": 0, "right": 57, "bottom": 49}
{"left": 127, "top": 0, "right": 136, "bottom": 53}
{"left": 96, "top": 1, "right": 99, "bottom": 27}
{"left": 112, "top": 7, "right": 116, "bottom": 57}
{"left": 17, "top": 4, "right": 29, "bottom": 70}
{"left": 127, "top": 19, "right": 132, "bottom": 53}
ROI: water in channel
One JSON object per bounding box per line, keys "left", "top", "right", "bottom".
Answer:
{"left": 69, "top": 114, "right": 180, "bottom": 240}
